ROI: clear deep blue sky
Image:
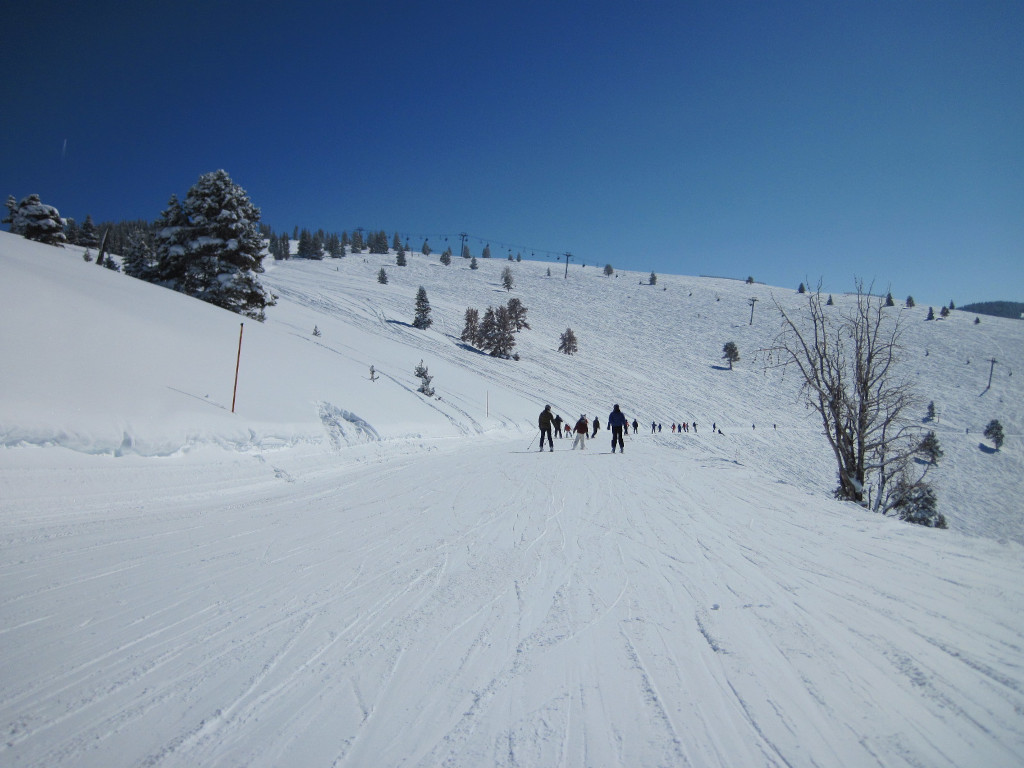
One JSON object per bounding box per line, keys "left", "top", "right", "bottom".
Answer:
{"left": 3, "top": 1, "right": 1021, "bottom": 305}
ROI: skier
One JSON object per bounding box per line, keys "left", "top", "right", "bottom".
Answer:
{"left": 553, "top": 413, "right": 563, "bottom": 438}
{"left": 608, "top": 404, "right": 628, "bottom": 453}
{"left": 538, "top": 405, "right": 554, "bottom": 452}
{"left": 591, "top": 416, "right": 601, "bottom": 438}
{"left": 651, "top": 421, "right": 656, "bottom": 434}
{"left": 572, "top": 415, "right": 589, "bottom": 450}
{"left": 632, "top": 419, "right": 639, "bottom": 434}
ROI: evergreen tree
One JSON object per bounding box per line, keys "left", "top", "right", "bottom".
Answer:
{"left": 350, "top": 229, "right": 364, "bottom": 253}
{"left": 480, "top": 305, "right": 516, "bottom": 358}
{"left": 604, "top": 263, "right": 614, "bottom": 276}
{"left": 649, "top": 271, "right": 657, "bottom": 285}
{"left": 393, "top": 232, "right": 402, "bottom": 250}
{"left": 482, "top": 243, "right": 491, "bottom": 258}
{"left": 826, "top": 295, "right": 834, "bottom": 306}
{"left": 421, "top": 239, "right": 431, "bottom": 255}
{"left": 501, "top": 265, "right": 514, "bottom": 291}
{"left": 462, "top": 244, "right": 471, "bottom": 259}
{"left": 558, "top": 327, "right": 578, "bottom": 355}
{"left": 546, "top": 267, "right": 551, "bottom": 277}
{"left": 798, "top": 282, "right": 806, "bottom": 293}
{"left": 460, "top": 307, "right": 480, "bottom": 346}
{"left": 906, "top": 296, "right": 915, "bottom": 308}
{"left": 506, "top": 297, "right": 530, "bottom": 331}
{"left": 414, "top": 359, "right": 434, "bottom": 396}
{"left": 8, "top": 194, "right": 66, "bottom": 245}
{"left": 121, "top": 227, "right": 158, "bottom": 280}
{"left": 940, "top": 305, "right": 950, "bottom": 318}
{"left": 413, "top": 286, "right": 432, "bottom": 329}
{"left": 152, "top": 171, "right": 272, "bottom": 320}
{"left": 2, "top": 195, "right": 17, "bottom": 232}
{"left": 917, "top": 431, "right": 943, "bottom": 465}
{"left": 470, "top": 256, "right": 478, "bottom": 270}
{"left": 927, "top": 307, "right": 935, "bottom": 320}
{"left": 722, "top": 341, "right": 740, "bottom": 369}
{"left": 79, "top": 215, "right": 100, "bottom": 248}
{"left": 377, "top": 267, "right": 388, "bottom": 284}
{"left": 949, "top": 300, "right": 956, "bottom": 310}
{"left": 746, "top": 276, "right": 754, "bottom": 284}
{"left": 974, "top": 316, "right": 981, "bottom": 324}
{"left": 369, "top": 230, "right": 388, "bottom": 254}
{"left": 516, "top": 253, "right": 522, "bottom": 262}
{"left": 396, "top": 248, "right": 407, "bottom": 266}
{"left": 926, "top": 401, "right": 936, "bottom": 421}
{"left": 297, "top": 229, "right": 318, "bottom": 258}
{"left": 440, "top": 250, "right": 452, "bottom": 266}
{"left": 983, "top": 419, "right": 1004, "bottom": 450}
{"left": 885, "top": 292, "right": 895, "bottom": 307}
{"left": 892, "top": 478, "right": 946, "bottom": 528}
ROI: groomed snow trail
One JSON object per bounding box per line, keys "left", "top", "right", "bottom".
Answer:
{"left": 2, "top": 437, "right": 1021, "bottom": 767}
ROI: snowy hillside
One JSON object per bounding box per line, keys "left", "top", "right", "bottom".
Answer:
{"left": 1, "top": 231, "right": 1022, "bottom": 767}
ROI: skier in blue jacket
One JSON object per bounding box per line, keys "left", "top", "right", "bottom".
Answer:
{"left": 608, "top": 404, "right": 628, "bottom": 453}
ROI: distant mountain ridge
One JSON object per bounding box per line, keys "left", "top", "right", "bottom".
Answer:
{"left": 960, "top": 301, "right": 1024, "bottom": 320}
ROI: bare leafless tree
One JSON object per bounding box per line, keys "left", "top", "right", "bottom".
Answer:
{"left": 764, "top": 282, "right": 937, "bottom": 517}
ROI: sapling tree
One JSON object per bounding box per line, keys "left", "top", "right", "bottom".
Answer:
{"left": 414, "top": 360, "right": 434, "bottom": 396}
{"left": 722, "top": 341, "right": 739, "bottom": 369}
{"left": 558, "top": 327, "right": 578, "bottom": 355}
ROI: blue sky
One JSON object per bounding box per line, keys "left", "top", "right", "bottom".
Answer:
{"left": 3, "top": 1, "right": 1021, "bottom": 305}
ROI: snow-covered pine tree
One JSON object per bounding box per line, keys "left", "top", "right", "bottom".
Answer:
{"left": 482, "top": 243, "right": 491, "bottom": 258}
{"left": 604, "top": 264, "right": 614, "bottom": 276}
{"left": 885, "top": 292, "right": 895, "bottom": 307}
{"left": 470, "top": 256, "right": 478, "bottom": 270}
{"left": 421, "top": 239, "right": 431, "bottom": 255}
{"left": 649, "top": 271, "right": 657, "bottom": 286}
{"left": 151, "top": 172, "right": 272, "bottom": 320}
{"left": 926, "top": 401, "right": 936, "bottom": 421}
{"left": 892, "top": 478, "right": 946, "bottom": 528}
{"left": 440, "top": 250, "right": 451, "bottom": 266}
{"left": 906, "top": 296, "right": 915, "bottom": 308}
{"left": 927, "top": 307, "right": 935, "bottom": 320}
{"left": 414, "top": 360, "right": 434, "bottom": 396}
{"left": 8, "top": 194, "right": 66, "bottom": 245}
{"left": 501, "top": 266, "right": 514, "bottom": 291}
{"left": 396, "top": 248, "right": 407, "bottom": 266}
{"left": 79, "top": 215, "right": 100, "bottom": 248}
{"left": 413, "top": 286, "right": 432, "bottom": 329}
{"left": 558, "top": 327, "right": 578, "bottom": 355}
{"left": 377, "top": 267, "right": 388, "bottom": 284}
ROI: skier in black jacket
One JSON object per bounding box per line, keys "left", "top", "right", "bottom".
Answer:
{"left": 538, "top": 405, "right": 554, "bottom": 451}
{"left": 608, "top": 404, "right": 628, "bottom": 453}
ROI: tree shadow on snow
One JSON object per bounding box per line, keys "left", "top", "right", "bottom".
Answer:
{"left": 978, "top": 443, "right": 998, "bottom": 454}
{"left": 386, "top": 319, "right": 413, "bottom": 328}
{"left": 710, "top": 364, "right": 732, "bottom": 371}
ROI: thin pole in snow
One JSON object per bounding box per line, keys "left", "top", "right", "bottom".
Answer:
{"left": 231, "top": 323, "right": 244, "bottom": 413}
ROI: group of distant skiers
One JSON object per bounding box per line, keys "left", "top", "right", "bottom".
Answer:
{"left": 537, "top": 405, "right": 772, "bottom": 452}
{"left": 537, "top": 404, "right": 638, "bottom": 453}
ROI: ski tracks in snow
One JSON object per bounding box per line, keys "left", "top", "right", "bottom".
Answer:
{"left": 2, "top": 438, "right": 1023, "bottom": 767}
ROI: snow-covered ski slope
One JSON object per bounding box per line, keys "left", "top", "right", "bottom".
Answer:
{"left": 1, "top": 231, "right": 1022, "bottom": 767}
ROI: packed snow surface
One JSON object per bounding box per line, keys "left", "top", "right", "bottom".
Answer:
{"left": 1, "top": 232, "right": 1022, "bottom": 767}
